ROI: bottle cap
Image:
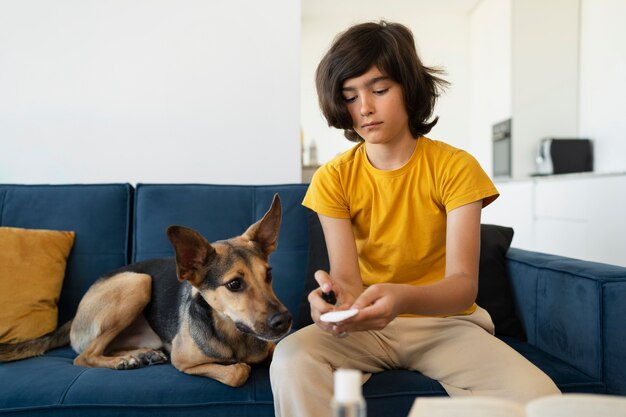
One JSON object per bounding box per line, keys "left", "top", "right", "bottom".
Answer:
{"left": 334, "top": 368, "right": 363, "bottom": 402}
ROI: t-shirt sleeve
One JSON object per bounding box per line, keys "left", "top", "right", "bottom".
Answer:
{"left": 439, "top": 150, "right": 499, "bottom": 213}
{"left": 302, "top": 163, "right": 351, "bottom": 219}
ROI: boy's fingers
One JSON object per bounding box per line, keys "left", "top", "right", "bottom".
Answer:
{"left": 314, "top": 270, "right": 332, "bottom": 293}
{"left": 351, "top": 286, "right": 378, "bottom": 310}
{"left": 308, "top": 290, "right": 331, "bottom": 313}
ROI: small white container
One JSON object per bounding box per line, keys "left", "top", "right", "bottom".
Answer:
{"left": 332, "top": 369, "right": 366, "bottom": 417}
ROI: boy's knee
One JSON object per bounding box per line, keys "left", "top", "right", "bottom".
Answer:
{"left": 506, "top": 369, "right": 561, "bottom": 403}
{"left": 269, "top": 337, "right": 292, "bottom": 375}
{"left": 270, "top": 330, "right": 315, "bottom": 380}
{"left": 522, "top": 374, "right": 561, "bottom": 402}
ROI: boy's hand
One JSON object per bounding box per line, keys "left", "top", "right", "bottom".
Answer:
{"left": 337, "top": 284, "right": 404, "bottom": 332}
{"left": 308, "top": 270, "right": 358, "bottom": 337}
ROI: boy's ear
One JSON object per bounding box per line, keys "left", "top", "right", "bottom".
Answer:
{"left": 243, "top": 194, "right": 282, "bottom": 256}
{"left": 166, "top": 225, "right": 215, "bottom": 286}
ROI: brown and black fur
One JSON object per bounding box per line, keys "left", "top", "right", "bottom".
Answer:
{"left": 0, "top": 194, "right": 291, "bottom": 387}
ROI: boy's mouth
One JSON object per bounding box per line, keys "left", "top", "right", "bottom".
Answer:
{"left": 362, "top": 121, "right": 382, "bottom": 128}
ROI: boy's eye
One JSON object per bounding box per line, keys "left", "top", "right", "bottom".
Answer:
{"left": 374, "top": 88, "right": 389, "bottom": 95}
{"left": 342, "top": 96, "right": 356, "bottom": 103}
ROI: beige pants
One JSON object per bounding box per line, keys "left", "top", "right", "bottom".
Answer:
{"left": 270, "top": 307, "right": 560, "bottom": 417}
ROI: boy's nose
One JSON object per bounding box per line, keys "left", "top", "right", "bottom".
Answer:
{"left": 360, "top": 96, "right": 374, "bottom": 117}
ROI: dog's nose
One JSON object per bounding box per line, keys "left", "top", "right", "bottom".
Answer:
{"left": 268, "top": 311, "right": 292, "bottom": 332}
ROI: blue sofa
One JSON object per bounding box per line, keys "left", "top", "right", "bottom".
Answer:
{"left": 0, "top": 183, "right": 625, "bottom": 416}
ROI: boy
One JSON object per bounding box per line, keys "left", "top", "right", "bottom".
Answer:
{"left": 270, "top": 21, "right": 559, "bottom": 417}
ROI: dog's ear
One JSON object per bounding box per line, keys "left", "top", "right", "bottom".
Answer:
{"left": 243, "top": 194, "right": 282, "bottom": 256}
{"left": 166, "top": 225, "right": 215, "bottom": 285}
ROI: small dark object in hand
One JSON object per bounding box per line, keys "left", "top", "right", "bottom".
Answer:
{"left": 322, "top": 290, "right": 337, "bottom": 305}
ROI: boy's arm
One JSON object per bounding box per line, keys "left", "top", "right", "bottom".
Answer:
{"left": 318, "top": 214, "right": 363, "bottom": 298}
{"left": 340, "top": 200, "right": 482, "bottom": 332}
{"left": 307, "top": 214, "right": 364, "bottom": 333}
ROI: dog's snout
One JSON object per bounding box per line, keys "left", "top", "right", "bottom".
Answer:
{"left": 268, "top": 311, "right": 292, "bottom": 332}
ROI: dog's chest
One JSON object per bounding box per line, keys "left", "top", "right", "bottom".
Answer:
{"left": 187, "top": 299, "right": 269, "bottom": 363}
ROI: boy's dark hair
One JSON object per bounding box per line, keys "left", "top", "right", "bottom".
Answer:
{"left": 316, "top": 21, "right": 449, "bottom": 142}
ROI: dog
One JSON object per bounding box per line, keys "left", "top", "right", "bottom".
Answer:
{"left": 0, "top": 194, "right": 292, "bottom": 387}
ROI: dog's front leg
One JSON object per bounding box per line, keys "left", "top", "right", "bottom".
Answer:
{"left": 180, "top": 362, "right": 252, "bottom": 387}
{"left": 170, "top": 324, "right": 253, "bottom": 386}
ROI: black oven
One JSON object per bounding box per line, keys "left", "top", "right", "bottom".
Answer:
{"left": 492, "top": 119, "right": 511, "bottom": 179}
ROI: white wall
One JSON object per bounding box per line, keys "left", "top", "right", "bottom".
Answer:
{"left": 2, "top": 1, "right": 624, "bottom": 188}
{"left": 470, "top": 0, "right": 626, "bottom": 180}
{"left": 579, "top": 0, "right": 626, "bottom": 174}
{"left": 511, "top": 0, "right": 580, "bottom": 179}
{"left": 0, "top": 0, "right": 301, "bottom": 185}
{"left": 474, "top": 0, "right": 626, "bottom": 263}
{"left": 301, "top": 10, "right": 471, "bottom": 166}
{"left": 467, "top": 0, "right": 511, "bottom": 175}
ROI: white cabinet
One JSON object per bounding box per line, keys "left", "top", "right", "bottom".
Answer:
{"left": 483, "top": 173, "right": 626, "bottom": 267}
{"left": 585, "top": 176, "right": 626, "bottom": 265}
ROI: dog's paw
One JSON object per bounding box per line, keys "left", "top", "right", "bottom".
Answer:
{"left": 224, "top": 363, "right": 251, "bottom": 387}
{"left": 116, "top": 356, "right": 141, "bottom": 370}
{"left": 139, "top": 350, "right": 168, "bottom": 366}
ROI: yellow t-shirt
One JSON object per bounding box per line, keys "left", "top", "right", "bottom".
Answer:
{"left": 302, "top": 137, "right": 499, "bottom": 316}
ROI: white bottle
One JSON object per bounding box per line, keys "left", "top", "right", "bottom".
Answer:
{"left": 332, "top": 369, "right": 366, "bottom": 417}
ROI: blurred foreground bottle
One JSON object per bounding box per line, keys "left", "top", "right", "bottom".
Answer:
{"left": 332, "top": 369, "right": 366, "bottom": 417}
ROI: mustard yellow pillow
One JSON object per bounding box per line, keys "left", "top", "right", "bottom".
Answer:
{"left": 0, "top": 226, "right": 75, "bottom": 344}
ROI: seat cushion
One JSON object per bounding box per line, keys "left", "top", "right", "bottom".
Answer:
{"left": 0, "top": 337, "right": 603, "bottom": 417}
{"left": 0, "top": 347, "right": 439, "bottom": 417}
{"left": 0, "top": 347, "right": 274, "bottom": 417}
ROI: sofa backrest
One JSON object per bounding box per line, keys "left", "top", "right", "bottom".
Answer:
{"left": 0, "top": 184, "right": 133, "bottom": 323}
{"left": 132, "top": 183, "right": 310, "bottom": 322}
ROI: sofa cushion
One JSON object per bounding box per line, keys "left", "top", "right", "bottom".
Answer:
{"left": 0, "top": 347, "right": 274, "bottom": 417}
{"left": 0, "top": 184, "right": 133, "bottom": 324}
{"left": 0, "top": 337, "right": 603, "bottom": 416}
{"left": 133, "top": 184, "right": 310, "bottom": 321}
{"left": 0, "top": 226, "right": 75, "bottom": 343}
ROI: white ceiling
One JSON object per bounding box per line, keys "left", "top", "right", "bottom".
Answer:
{"left": 302, "top": 0, "right": 483, "bottom": 19}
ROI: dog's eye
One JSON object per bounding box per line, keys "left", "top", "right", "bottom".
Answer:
{"left": 226, "top": 278, "right": 244, "bottom": 292}
{"left": 266, "top": 269, "right": 273, "bottom": 284}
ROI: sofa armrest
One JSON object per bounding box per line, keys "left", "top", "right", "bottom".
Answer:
{"left": 505, "top": 248, "right": 626, "bottom": 394}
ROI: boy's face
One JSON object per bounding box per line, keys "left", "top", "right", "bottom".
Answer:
{"left": 341, "top": 66, "right": 412, "bottom": 146}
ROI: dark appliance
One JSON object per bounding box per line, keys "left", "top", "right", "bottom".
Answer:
{"left": 492, "top": 119, "right": 512, "bottom": 179}
{"left": 535, "top": 138, "right": 593, "bottom": 175}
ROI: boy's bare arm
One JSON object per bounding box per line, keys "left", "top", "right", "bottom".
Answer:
{"left": 307, "top": 214, "right": 363, "bottom": 334}
{"left": 318, "top": 214, "right": 364, "bottom": 299}
{"left": 340, "top": 201, "right": 483, "bottom": 332}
